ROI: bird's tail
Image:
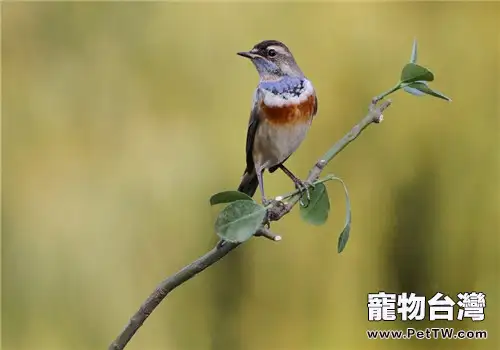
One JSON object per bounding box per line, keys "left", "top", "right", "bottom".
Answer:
{"left": 237, "top": 170, "right": 258, "bottom": 197}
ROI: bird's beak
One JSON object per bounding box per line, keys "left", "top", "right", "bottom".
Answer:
{"left": 237, "top": 51, "right": 259, "bottom": 59}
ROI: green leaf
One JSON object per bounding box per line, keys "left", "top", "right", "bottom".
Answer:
{"left": 215, "top": 200, "right": 267, "bottom": 243}
{"left": 333, "top": 177, "right": 351, "bottom": 253}
{"left": 299, "top": 183, "right": 330, "bottom": 226}
{"left": 337, "top": 219, "right": 351, "bottom": 253}
{"left": 405, "top": 81, "right": 452, "bottom": 102}
{"left": 400, "top": 63, "right": 434, "bottom": 84}
{"left": 210, "top": 191, "right": 254, "bottom": 206}
{"left": 410, "top": 38, "right": 418, "bottom": 63}
{"left": 403, "top": 84, "right": 426, "bottom": 97}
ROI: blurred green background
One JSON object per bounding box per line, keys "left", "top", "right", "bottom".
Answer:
{"left": 2, "top": 2, "right": 499, "bottom": 350}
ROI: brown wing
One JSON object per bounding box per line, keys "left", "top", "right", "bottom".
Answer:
{"left": 244, "top": 89, "right": 264, "bottom": 174}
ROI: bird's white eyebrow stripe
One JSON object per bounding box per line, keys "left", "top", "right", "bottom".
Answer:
{"left": 267, "top": 45, "right": 290, "bottom": 56}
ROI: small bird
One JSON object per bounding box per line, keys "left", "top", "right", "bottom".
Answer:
{"left": 237, "top": 40, "right": 318, "bottom": 205}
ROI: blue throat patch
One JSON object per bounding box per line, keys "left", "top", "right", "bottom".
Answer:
{"left": 260, "top": 77, "right": 305, "bottom": 98}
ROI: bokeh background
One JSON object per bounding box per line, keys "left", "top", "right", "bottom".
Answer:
{"left": 2, "top": 2, "right": 499, "bottom": 350}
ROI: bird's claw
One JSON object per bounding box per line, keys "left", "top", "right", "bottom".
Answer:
{"left": 295, "top": 179, "right": 314, "bottom": 207}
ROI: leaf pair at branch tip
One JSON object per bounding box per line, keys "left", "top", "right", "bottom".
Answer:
{"left": 376, "top": 39, "right": 451, "bottom": 102}
{"left": 399, "top": 39, "right": 451, "bottom": 102}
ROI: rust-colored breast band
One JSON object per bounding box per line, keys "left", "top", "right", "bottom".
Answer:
{"left": 260, "top": 95, "right": 316, "bottom": 125}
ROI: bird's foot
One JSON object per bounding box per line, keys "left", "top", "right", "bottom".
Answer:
{"left": 262, "top": 197, "right": 271, "bottom": 207}
{"left": 293, "top": 179, "right": 315, "bottom": 206}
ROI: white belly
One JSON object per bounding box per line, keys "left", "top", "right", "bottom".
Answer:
{"left": 253, "top": 119, "right": 311, "bottom": 170}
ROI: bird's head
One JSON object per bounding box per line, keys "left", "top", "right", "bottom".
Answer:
{"left": 237, "top": 40, "right": 304, "bottom": 81}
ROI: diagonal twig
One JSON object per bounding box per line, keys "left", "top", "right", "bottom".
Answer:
{"left": 108, "top": 98, "right": 392, "bottom": 350}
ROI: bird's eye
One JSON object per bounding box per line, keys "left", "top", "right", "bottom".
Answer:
{"left": 267, "top": 49, "right": 277, "bottom": 57}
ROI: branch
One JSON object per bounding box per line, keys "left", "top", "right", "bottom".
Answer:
{"left": 108, "top": 98, "right": 392, "bottom": 350}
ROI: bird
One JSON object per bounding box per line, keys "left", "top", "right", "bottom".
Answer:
{"left": 236, "top": 40, "right": 318, "bottom": 205}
